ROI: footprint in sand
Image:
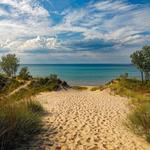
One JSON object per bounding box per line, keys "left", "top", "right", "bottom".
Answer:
{"left": 27, "top": 90, "right": 149, "bottom": 150}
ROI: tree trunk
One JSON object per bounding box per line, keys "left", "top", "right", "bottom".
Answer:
{"left": 141, "top": 71, "right": 144, "bottom": 83}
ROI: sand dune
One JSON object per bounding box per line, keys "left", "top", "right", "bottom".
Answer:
{"left": 27, "top": 89, "right": 149, "bottom": 150}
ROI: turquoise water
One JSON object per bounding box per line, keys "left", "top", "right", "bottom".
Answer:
{"left": 20, "top": 64, "right": 140, "bottom": 85}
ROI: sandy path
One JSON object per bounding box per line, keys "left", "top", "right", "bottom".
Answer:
{"left": 28, "top": 89, "right": 149, "bottom": 150}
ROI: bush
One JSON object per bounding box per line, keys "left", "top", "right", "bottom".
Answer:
{"left": 90, "top": 85, "right": 105, "bottom": 91}
{"left": 1, "top": 78, "right": 23, "bottom": 94}
{"left": 0, "top": 74, "right": 8, "bottom": 91}
{"left": 0, "top": 100, "right": 43, "bottom": 149}
{"left": 31, "top": 74, "right": 69, "bottom": 92}
{"left": 18, "top": 67, "right": 31, "bottom": 80}
{"left": 72, "top": 86, "right": 88, "bottom": 90}
{"left": 8, "top": 75, "right": 69, "bottom": 102}
{"left": 129, "top": 103, "right": 150, "bottom": 142}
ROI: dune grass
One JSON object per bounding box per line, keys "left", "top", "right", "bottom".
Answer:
{"left": 0, "top": 100, "right": 44, "bottom": 150}
{"left": 90, "top": 85, "right": 106, "bottom": 91}
{"left": 0, "top": 74, "right": 69, "bottom": 149}
{"left": 7, "top": 75, "right": 69, "bottom": 102}
{"left": 128, "top": 102, "right": 150, "bottom": 142}
{"left": 72, "top": 86, "right": 88, "bottom": 90}
{"left": 0, "top": 76, "right": 24, "bottom": 97}
{"left": 108, "top": 76, "right": 150, "bottom": 142}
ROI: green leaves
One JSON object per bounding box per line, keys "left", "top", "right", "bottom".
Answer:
{"left": 19, "top": 67, "right": 31, "bottom": 80}
{"left": 0, "top": 54, "right": 19, "bottom": 77}
{"left": 130, "top": 46, "right": 150, "bottom": 82}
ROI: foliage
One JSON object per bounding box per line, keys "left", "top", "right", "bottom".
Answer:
{"left": 130, "top": 46, "right": 150, "bottom": 82}
{"left": 8, "top": 75, "right": 69, "bottom": 102}
{"left": 1, "top": 78, "right": 23, "bottom": 94}
{"left": 72, "top": 86, "right": 88, "bottom": 90}
{"left": 18, "top": 67, "right": 31, "bottom": 80}
{"left": 0, "top": 100, "right": 44, "bottom": 150}
{"left": 0, "top": 74, "right": 8, "bottom": 91}
{"left": 108, "top": 77, "right": 150, "bottom": 142}
{"left": 90, "top": 85, "right": 106, "bottom": 91}
{"left": 0, "top": 54, "right": 19, "bottom": 77}
{"left": 31, "top": 74, "right": 69, "bottom": 91}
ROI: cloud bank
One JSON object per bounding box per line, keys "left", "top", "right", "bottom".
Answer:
{"left": 0, "top": 0, "right": 150, "bottom": 63}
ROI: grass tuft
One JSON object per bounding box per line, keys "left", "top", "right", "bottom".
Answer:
{"left": 90, "top": 85, "right": 105, "bottom": 91}
{"left": 108, "top": 76, "right": 150, "bottom": 142}
{"left": 72, "top": 86, "right": 88, "bottom": 90}
{"left": 0, "top": 100, "right": 44, "bottom": 150}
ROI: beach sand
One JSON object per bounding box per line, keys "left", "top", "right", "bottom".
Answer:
{"left": 27, "top": 89, "right": 149, "bottom": 150}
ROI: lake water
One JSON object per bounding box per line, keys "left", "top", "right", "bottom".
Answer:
{"left": 20, "top": 64, "right": 140, "bottom": 85}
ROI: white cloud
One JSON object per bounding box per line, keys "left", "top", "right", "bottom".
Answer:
{"left": 0, "top": 36, "right": 61, "bottom": 53}
{"left": 56, "top": 0, "right": 150, "bottom": 46}
{"left": 91, "top": 0, "right": 134, "bottom": 12}
{"left": 20, "top": 36, "right": 60, "bottom": 51}
{"left": 0, "top": 0, "right": 150, "bottom": 63}
{"left": 0, "top": 0, "right": 52, "bottom": 41}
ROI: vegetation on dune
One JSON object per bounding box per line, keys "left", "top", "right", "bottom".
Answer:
{"left": 130, "top": 46, "right": 150, "bottom": 82}
{"left": 8, "top": 75, "right": 69, "bottom": 102}
{"left": 90, "top": 85, "right": 106, "bottom": 91}
{"left": 72, "top": 86, "right": 88, "bottom": 90}
{"left": 0, "top": 54, "right": 69, "bottom": 149}
{"left": 129, "top": 103, "right": 150, "bottom": 142}
{"left": 108, "top": 74, "right": 150, "bottom": 142}
{"left": 0, "top": 54, "right": 19, "bottom": 77}
{"left": 108, "top": 45, "right": 150, "bottom": 142}
{"left": 1, "top": 78, "right": 24, "bottom": 95}
{"left": 0, "top": 100, "right": 44, "bottom": 150}
{"left": 18, "top": 67, "right": 32, "bottom": 80}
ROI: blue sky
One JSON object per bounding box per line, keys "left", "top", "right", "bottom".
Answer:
{"left": 0, "top": 0, "right": 150, "bottom": 64}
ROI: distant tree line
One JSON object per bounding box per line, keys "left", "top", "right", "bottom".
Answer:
{"left": 130, "top": 46, "right": 150, "bottom": 82}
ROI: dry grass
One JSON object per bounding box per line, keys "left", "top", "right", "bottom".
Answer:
{"left": 90, "top": 85, "right": 106, "bottom": 91}
{"left": 108, "top": 76, "right": 150, "bottom": 142}
{"left": 0, "top": 100, "right": 44, "bottom": 150}
{"left": 72, "top": 86, "right": 88, "bottom": 90}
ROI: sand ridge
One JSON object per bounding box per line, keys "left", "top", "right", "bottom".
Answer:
{"left": 28, "top": 89, "right": 149, "bottom": 150}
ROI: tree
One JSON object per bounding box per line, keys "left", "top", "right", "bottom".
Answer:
{"left": 130, "top": 46, "right": 150, "bottom": 82}
{"left": 19, "top": 67, "right": 31, "bottom": 80}
{"left": 142, "top": 46, "right": 150, "bottom": 81}
{"left": 0, "top": 54, "right": 19, "bottom": 77}
{"left": 130, "top": 50, "right": 145, "bottom": 82}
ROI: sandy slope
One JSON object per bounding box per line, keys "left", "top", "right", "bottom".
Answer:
{"left": 27, "top": 89, "right": 149, "bottom": 150}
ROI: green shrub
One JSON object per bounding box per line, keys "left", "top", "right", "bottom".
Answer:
{"left": 1, "top": 78, "right": 23, "bottom": 94}
{"left": 0, "top": 74, "right": 8, "bottom": 91}
{"left": 90, "top": 85, "right": 105, "bottom": 91}
{"left": 8, "top": 75, "right": 69, "bottom": 102}
{"left": 72, "top": 86, "right": 88, "bottom": 90}
{"left": 18, "top": 67, "right": 31, "bottom": 80}
{"left": 108, "top": 78, "right": 150, "bottom": 102}
{"left": 0, "top": 100, "right": 43, "bottom": 149}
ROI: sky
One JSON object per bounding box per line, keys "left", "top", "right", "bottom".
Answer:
{"left": 0, "top": 0, "right": 150, "bottom": 64}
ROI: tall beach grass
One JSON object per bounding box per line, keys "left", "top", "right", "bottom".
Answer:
{"left": 108, "top": 75, "right": 150, "bottom": 142}
{"left": 0, "top": 100, "right": 44, "bottom": 150}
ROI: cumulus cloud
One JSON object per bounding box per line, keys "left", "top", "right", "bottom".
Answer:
{"left": 0, "top": 36, "right": 62, "bottom": 54}
{"left": 0, "top": 0, "right": 150, "bottom": 63}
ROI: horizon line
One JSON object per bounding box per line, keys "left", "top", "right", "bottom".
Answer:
{"left": 20, "top": 63, "right": 132, "bottom": 65}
